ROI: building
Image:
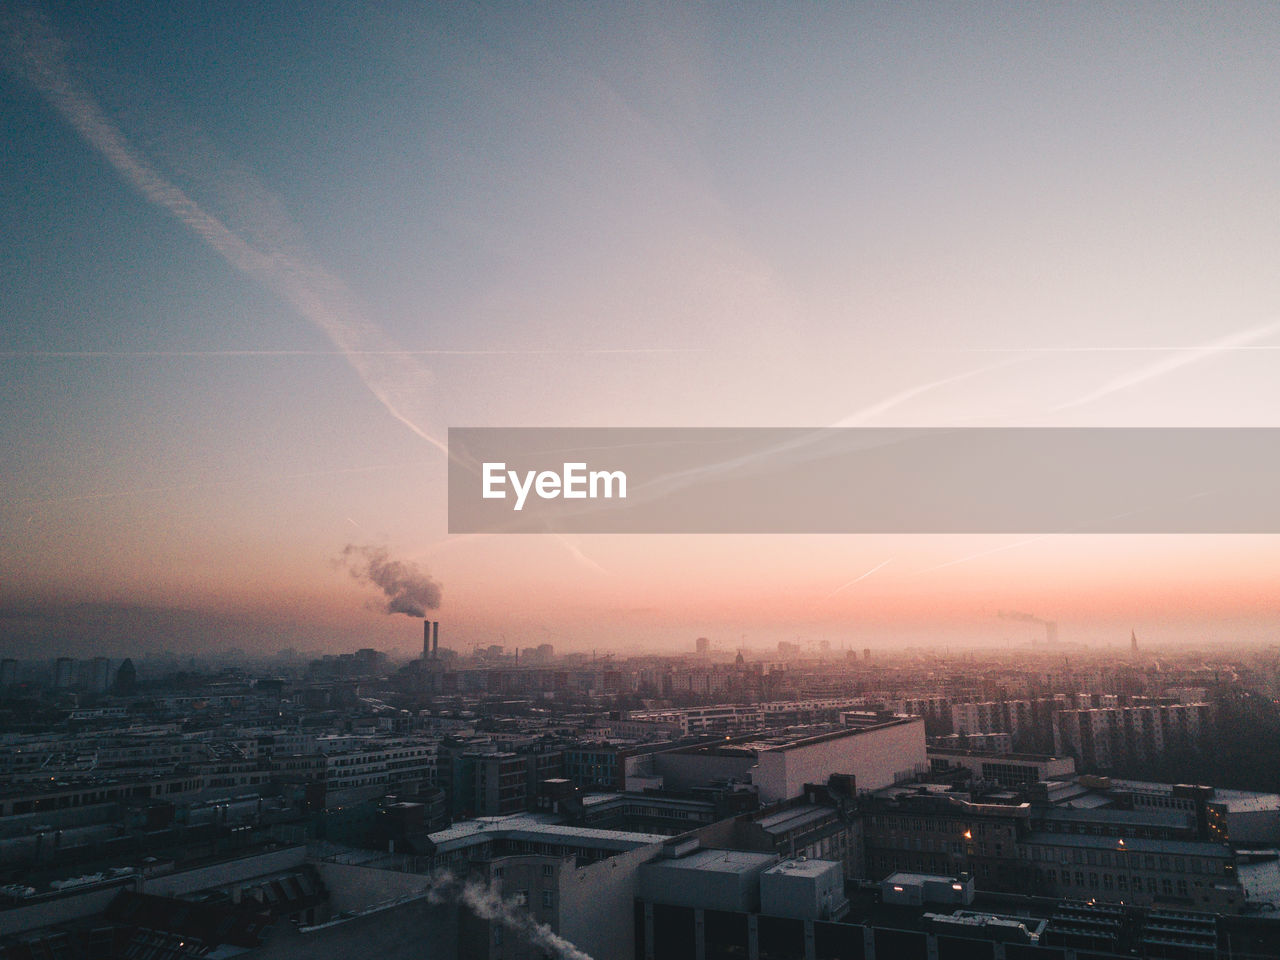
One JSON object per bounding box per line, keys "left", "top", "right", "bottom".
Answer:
{"left": 861, "top": 788, "right": 1030, "bottom": 893}
{"left": 53, "top": 657, "right": 76, "bottom": 690}
{"left": 927, "top": 748, "right": 1076, "bottom": 786}
{"left": 638, "top": 846, "right": 780, "bottom": 913}
{"left": 881, "top": 871, "right": 975, "bottom": 906}
{"left": 652, "top": 714, "right": 926, "bottom": 805}
{"left": 1053, "top": 702, "right": 1212, "bottom": 768}
{"left": 1020, "top": 832, "right": 1241, "bottom": 912}
{"left": 0, "top": 658, "right": 17, "bottom": 691}
{"left": 750, "top": 715, "right": 926, "bottom": 803}
{"left": 760, "top": 857, "right": 848, "bottom": 920}
{"left": 426, "top": 813, "right": 668, "bottom": 960}
{"left": 696, "top": 791, "right": 862, "bottom": 878}
{"left": 80, "top": 656, "right": 111, "bottom": 694}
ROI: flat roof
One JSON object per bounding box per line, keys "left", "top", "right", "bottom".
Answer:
{"left": 1038, "top": 807, "right": 1192, "bottom": 828}
{"left": 649, "top": 849, "right": 778, "bottom": 876}
{"left": 928, "top": 748, "right": 1072, "bottom": 763}
{"left": 885, "top": 871, "right": 965, "bottom": 885}
{"left": 755, "top": 805, "right": 838, "bottom": 834}
{"left": 427, "top": 813, "right": 665, "bottom": 852}
{"left": 1025, "top": 832, "right": 1231, "bottom": 857}
{"left": 764, "top": 858, "right": 840, "bottom": 878}
{"left": 1108, "top": 780, "right": 1280, "bottom": 812}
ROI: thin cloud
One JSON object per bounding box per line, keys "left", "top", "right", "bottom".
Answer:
{"left": 0, "top": 348, "right": 703, "bottom": 359}
{"left": 13, "top": 464, "right": 399, "bottom": 508}
{"left": 1, "top": 5, "right": 445, "bottom": 453}
{"left": 636, "top": 358, "right": 1025, "bottom": 503}
{"left": 827, "top": 558, "right": 893, "bottom": 598}
{"left": 1053, "top": 318, "right": 1280, "bottom": 411}
{"left": 830, "top": 357, "right": 1023, "bottom": 426}
{"left": 914, "top": 536, "right": 1049, "bottom": 574}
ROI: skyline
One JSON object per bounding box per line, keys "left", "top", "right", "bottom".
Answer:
{"left": 3, "top": 1, "right": 1280, "bottom": 656}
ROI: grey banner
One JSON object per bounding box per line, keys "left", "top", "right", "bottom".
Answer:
{"left": 447, "top": 428, "right": 1280, "bottom": 533}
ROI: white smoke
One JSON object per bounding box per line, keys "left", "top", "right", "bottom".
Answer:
{"left": 422, "top": 870, "right": 593, "bottom": 960}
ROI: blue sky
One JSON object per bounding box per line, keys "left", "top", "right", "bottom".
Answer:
{"left": 3, "top": 1, "right": 1280, "bottom": 656}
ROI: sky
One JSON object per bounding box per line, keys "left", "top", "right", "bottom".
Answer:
{"left": 2, "top": 0, "right": 1280, "bottom": 658}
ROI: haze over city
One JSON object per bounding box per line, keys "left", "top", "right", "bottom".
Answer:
{"left": 4, "top": 1, "right": 1280, "bottom": 657}
{"left": 10, "top": 6, "right": 1280, "bottom": 960}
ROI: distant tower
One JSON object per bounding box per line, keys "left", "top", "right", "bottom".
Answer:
{"left": 1130, "top": 629, "right": 1139, "bottom": 653}
{"left": 112, "top": 658, "right": 137, "bottom": 695}
{"left": 53, "top": 657, "right": 75, "bottom": 690}
{"left": 83, "top": 657, "right": 111, "bottom": 694}
{"left": 696, "top": 637, "right": 710, "bottom": 656}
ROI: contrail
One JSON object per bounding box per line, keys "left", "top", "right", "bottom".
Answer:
{"left": 635, "top": 357, "right": 1025, "bottom": 503}
{"left": 552, "top": 533, "right": 608, "bottom": 574}
{"left": 916, "top": 487, "right": 1219, "bottom": 574}
{"left": 829, "top": 357, "right": 1024, "bottom": 427}
{"left": 914, "top": 536, "right": 1048, "bottom": 574}
{"left": 1052, "top": 317, "right": 1280, "bottom": 411}
{"left": 1, "top": 5, "right": 445, "bottom": 453}
{"left": 0, "top": 348, "right": 703, "bottom": 359}
{"left": 966, "top": 345, "right": 1280, "bottom": 353}
{"left": 13, "top": 464, "right": 399, "bottom": 508}
{"left": 827, "top": 558, "right": 893, "bottom": 598}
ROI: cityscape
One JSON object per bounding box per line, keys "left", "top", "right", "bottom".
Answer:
{"left": 5, "top": 2, "right": 1280, "bottom": 959}
{"left": 3, "top": 632, "right": 1280, "bottom": 958}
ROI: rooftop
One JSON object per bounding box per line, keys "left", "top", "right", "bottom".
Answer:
{"left": 1037, "top": 807, "right": 1194, "bottom": 829}
{"left": 928, "top": 747, "right": 1073, "bottom": 763}
{"left": 652, "top": 849, "right": 778, "bottom": 876}
{"left": 885, "top": 871, "right": 966, "bottom": 885}
{"left": 754, "top": 805, "right": 839, "bottom": 835}
{"left": 427, "top": 812, "right": 666, "bottom": 853}
{"left": 1025, "top": 832, "right": 1232, "bottom": 857}
{"left": 763, "top": 857, "right": 840, "bottom": 878}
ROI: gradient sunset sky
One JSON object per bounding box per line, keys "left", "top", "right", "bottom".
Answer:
{"left": 3, "top": 1, "right": 1279, "bottom": 657}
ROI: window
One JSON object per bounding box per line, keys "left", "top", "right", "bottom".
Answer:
{"left": 542, "top": 891, "right": 554, "bottom": 908}
{"left": 514, "top": 890, "right": 528, "bottom": 906}
{"left": 542, "top": 864, "right": 554, "bottom": 878}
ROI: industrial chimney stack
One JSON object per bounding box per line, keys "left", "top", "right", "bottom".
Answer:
{"left": 423, "top": 620, "right": 441, "bottom": 659}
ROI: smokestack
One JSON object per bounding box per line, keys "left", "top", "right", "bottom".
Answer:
{"left": 424, "top": 619, "right": 432, "bottom": 659}
{"left": 432, "top": 620, "right": 439, "bottom": 657}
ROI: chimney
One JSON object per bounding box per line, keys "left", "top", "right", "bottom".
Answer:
{"left": 424, "top": 620, "right": 432, "bottom": 659}
{"left": 432, "top": 620, "right": 439, "bottom": 657}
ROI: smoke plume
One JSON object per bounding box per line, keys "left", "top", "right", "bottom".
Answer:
{"left": 341, "top": 544, "right": 442, "bottom": 618}
{"left": 423, "top": 872, "right": 592, "bottom": 960}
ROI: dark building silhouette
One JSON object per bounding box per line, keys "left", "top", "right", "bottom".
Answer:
{"left": 112, "top": 657, "right": 137, "bottom": 695}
